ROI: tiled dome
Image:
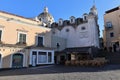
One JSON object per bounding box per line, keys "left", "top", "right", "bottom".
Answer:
{"left": 37, "top": 7, "right": 54, "bottom": 25}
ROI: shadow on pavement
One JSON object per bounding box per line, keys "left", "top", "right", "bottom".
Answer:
{"left": 0, "top": 64, "right": 120, "bottom": 76}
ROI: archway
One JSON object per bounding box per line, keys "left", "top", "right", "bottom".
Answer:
{"left": 12, "top": 53, "right": 23, "bottom": 68}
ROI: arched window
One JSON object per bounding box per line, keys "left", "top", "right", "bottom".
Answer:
{"left": 12, "top": 53, "right": 24, "bottom": 68}
{"left": 71, "top": 19, "right": 73, "bottom": 23}
{"left": 59, "top": 18, "right": 63, "bottom": 26}
{"left": 84, "top": 16, "right": 87, "bottom": 20}
{"left": 81, "top": 26, "right": 86, "bottom": 30}
{"left": 83, "top": 13, "right": 88, "bottom": 21}
{"left": 66, "top": 28, "right": 70, "bottom": 32}
{"left": 59, "top": 20, "right": 63, "bottom": 26}
{"left": 70, "top": 16, "right": 75, "bottom": 24}
{"left": 59, "top": 21, "right": 61, "bottom": 25}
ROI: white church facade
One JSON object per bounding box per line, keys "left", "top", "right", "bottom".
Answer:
{"left": 37, "top": 6, "right": 100, "bottom": 50}
{"left": 49, "top": 5, "right": 100, "bottom": 64}
{"left": 35, "top": 4, "right": 100, "bottom": 65}
{"left": 36, "top": 6, "right": 100, "bottom": 64}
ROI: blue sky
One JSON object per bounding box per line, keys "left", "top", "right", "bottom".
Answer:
{"left": 0, "top": 0, "right": 120, "bottom": 37}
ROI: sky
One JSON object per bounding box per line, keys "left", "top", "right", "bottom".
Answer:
{"left": 0, "top": 0, "right": 120, "bottom": 37}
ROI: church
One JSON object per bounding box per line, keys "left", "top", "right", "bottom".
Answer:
{"left": 0, "top": 5, "right": 99, "bottom": 69}
{"left": 36, "top": 6, "right": 100, "bottom": 64}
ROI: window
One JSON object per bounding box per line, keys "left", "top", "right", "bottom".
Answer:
{"left": 19, "top": 33, "right": 26, "bottom": 44}
{"left": 32, "top": 51, "right": 37, "bottom": 55}
{"left": 106, "top": 22, "right": 112, "bottom": 28}
{"left": 67, "top": 21, "right": 70, "bottom": 25}
{"left": 38, "top": 52, "right": 47, "bottom": 63}
{"left": 0, "top": 30, "right": 2, "bottom": 41}
{"left": 66, "top": 28, "right": 69, "bottom": 32}
{"left": 56, "top": 43, "right": 60, "bottom": 48}
{"left": 39, "top": 18, "right": 41, "bottom": 21}
{"left": 59, "top": 19, "right": 63, "bottom": 25}
{"left": 37, "top": 36, "right": 44, "bottom": 46}
{"left": 48, "top": 52, "right": 52, "bottom": 62}
{"left": 84, "top": 16, "right": 87, "bottom": 20}
{"left": 81, "top": 26, "right": 86, "bottom": 30}
{"left": 71, "top": 19, "right": 73, "bottom": 23}
{"left": 59, "top": 21, "right": 61, "bottom": 25}
{"left": 110, "top": 32, "right": 114, "bottom": 37}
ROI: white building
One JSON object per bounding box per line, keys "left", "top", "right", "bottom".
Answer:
{"left": 50, "top": 5, "right": 100, "bottom": 64}
{"left": 36, "top": 6, "right": 100, "bottom": 64}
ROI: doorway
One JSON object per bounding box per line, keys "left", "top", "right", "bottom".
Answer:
{"left": 32, "top": 51, "right": 37, "bottom": 66}
{"left": 60, "top": 55, "right": 65, "bottom": 64}
{"left": 12, "top": 53, "right": 23, "bottom": 68}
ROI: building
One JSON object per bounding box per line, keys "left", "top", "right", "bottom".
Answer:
{"left": 0, "top": 5, "right": 100, "bottom": 68}
{"left": 50, "top": 5, "right": 100, "bottom": 64}
{"left": 0, "top": 7, "right": 55, "bottom": 69}
{"left": 103, "top": 6, "right": 120, "bottom": 52}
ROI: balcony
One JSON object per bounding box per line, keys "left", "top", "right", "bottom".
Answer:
{"left": 16, "top": 42, "right": 27, "bottom": 46}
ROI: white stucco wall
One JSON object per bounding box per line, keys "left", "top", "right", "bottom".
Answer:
{"left": 88, "top": 16, "right": 99, "bottom": 48}
{"left": 52, "top": 15, "right": 99, "bottom": 49}
{"left": 51, "top": 35, "right": 66, "bottom": 51}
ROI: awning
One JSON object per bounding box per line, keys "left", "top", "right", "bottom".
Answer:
{"left": 55, "top": 47, "right": 92, "bottom": 54}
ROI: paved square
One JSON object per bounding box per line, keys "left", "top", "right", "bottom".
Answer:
{"left": 0, "top": 65, "right": 120, "bottom": 80}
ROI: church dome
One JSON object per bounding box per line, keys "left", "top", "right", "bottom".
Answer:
{"left": 37, "top": 7, "right": 54, "bottom": 25}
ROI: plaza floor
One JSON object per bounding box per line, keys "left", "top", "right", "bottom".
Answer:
{"left": 0, "top": 65, "right": 120, "bottom": 80}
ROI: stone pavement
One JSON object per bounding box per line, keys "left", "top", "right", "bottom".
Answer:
{"left": 0, "top": 65, "right": 120, "bottom": 80}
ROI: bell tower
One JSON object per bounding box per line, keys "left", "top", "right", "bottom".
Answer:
{"left": 90, "top": 0, "right": 98, "bottom": 19}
